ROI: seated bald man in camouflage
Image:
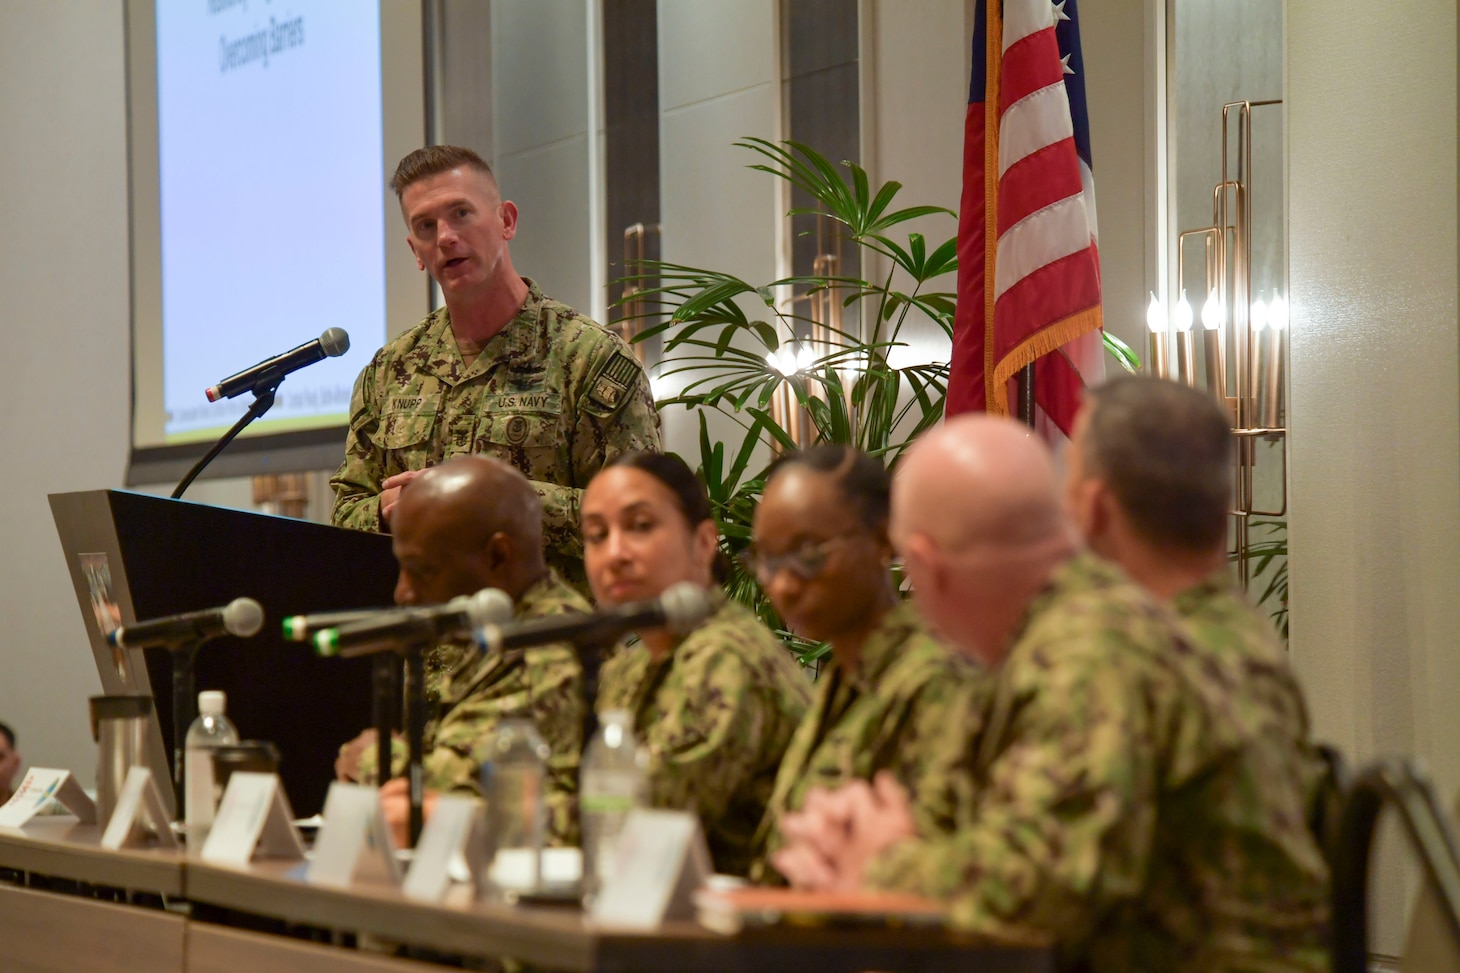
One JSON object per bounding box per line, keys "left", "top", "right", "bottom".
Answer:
{"left": 774, "top": 417, "right": 1328, "bottom": 973}
{"left": 331, "top": 145, "right": 662, "bottom": 590}
{"left": 334, "top": 455, "right": 589, "bottom": 847}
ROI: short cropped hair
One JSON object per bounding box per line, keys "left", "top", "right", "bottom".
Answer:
{"left": 0, "top": 722, "right": 14, "bottom": 749}
{"left": 1083, "top": 376, "right": 1233, "bottom": 551}
{"left": 389, "top": 145, "right": 496, "bottom": 198}
{"left": 765, "top": 445, "right": 891, "bottom": 531}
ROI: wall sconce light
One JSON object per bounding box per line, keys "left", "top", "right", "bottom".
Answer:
{"left": 1146, "top": 292, "right": 1169, "bottom": 379}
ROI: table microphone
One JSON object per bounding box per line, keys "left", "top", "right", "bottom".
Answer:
{"left": 474, "top": 582, "right": 715, "bottom": 655}
{"left": 314, "top": 588, "right": 514, "bottom": 658}
{"left": 107, "top": 598, "right": 264, "bottom": 650}
{"left": 281, "top": 608, "right": 391, "bottom": 643}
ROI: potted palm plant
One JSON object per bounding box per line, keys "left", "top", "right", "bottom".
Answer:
{"left": 616, "top": 138, "right": 1138, "bottom": 658}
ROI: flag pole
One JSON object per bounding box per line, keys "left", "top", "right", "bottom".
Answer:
{"left": 1015, "top": 363, "right": 1036, "bottom": 428}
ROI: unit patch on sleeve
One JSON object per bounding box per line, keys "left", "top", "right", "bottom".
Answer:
{"left": 587, "top": 352, "right": 640, "bottom": 413}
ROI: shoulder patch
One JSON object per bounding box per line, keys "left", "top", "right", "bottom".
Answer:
{"left": 585, "top": 350, "right": 642, "bottom": 414}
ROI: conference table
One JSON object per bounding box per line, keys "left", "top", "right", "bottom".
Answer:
{"left": 0, "top": 818, "right": 1054, "bottom": 973}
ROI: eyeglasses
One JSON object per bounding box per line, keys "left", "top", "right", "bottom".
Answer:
{"left": 740, "top": 534, "right": 860, "bottom": 584}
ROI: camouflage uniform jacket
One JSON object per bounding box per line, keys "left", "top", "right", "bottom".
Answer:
{"left": 750, "top": 600, "right": 988, "bottom": 884}
{"left": 1173, "top": 576, "right": 1312, "bottom": 752}
{"left": 867, "top": 554, "right": 1329, "bottom": 973}
{"left": 329, "top": 279, "right": 662, "bottom": 586}
{"left": 597, "top": 600, "right": 811, "bottom": 876}
{"left": 359, "top": 571, "right": 590, "bottom": 845}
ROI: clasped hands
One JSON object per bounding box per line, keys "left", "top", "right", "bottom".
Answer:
{"left": 771, "top": 770, "right": 920, "bottom": 891}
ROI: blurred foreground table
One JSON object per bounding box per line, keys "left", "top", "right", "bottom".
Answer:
{"left": 0, "top": 819, "right": 1054, "bottom": 973}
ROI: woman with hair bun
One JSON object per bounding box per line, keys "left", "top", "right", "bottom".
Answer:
{"left": 581, "top": 451, "right": 810, "bottom": 877}
{"left": 746, "top": 445, "right": 987, "bottom": 884}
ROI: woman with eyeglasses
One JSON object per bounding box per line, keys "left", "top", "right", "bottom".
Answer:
{"left": 745, "top": 445, "right": 988, "bottom": 884}
{"left": 582, "top": 451, "right": 811, "bottom": 877}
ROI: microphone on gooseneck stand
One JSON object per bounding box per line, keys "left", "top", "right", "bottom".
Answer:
{"left": 471, "top": 582, "right": 718, "bottom": 746}
{"left": 311, "top": 588, "right": 516, "bottom": 658}
{"left": 106, "top": 597, "right": 265, "bottom": 803}
{"left": 205, "top": 328, "right": 351, "bottom": 402}
{"left": 107, "top": 598, "right": 265, "bottom": 651}
{"left": 471, "top": 582, "right": 716, "bottom": 656}
{"left": 280, "top": 607, "right": 393, "bottom": 643}
{"left": 174, "top": 328, "right": 351, "bottom": 500}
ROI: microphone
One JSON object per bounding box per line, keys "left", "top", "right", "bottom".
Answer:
{"left": 314, "top": 588, "right": 515, "bottom": 658}
{"left": 108, "top": 598, "right": 265, "bottom": 651}
{"left": 205, "top": 327, "right": 350, "bottom": 402}
{"left": 281, "top": 608, "right": 391, "bottom": 643}
{"left": 474, "top": 582, "right": 716, "bottom": 656}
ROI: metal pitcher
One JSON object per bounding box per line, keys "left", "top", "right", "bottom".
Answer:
{"left": 88, "top": 695, "right": 152, "bottom": 828}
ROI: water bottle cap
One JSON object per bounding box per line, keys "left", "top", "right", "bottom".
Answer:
{"left": 198, "top": 690, "right": 227, "bottom": 716}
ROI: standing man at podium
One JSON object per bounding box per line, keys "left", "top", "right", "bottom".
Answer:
{"left": 331, "top": 145, "right": 662, "bottom": 589}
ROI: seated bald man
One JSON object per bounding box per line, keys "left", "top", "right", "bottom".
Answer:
{"left": 335, "top": 455, "right": 589, "bottom": 846}
{"left": 773, "top": 416, "right": 1327, "bottom": 973}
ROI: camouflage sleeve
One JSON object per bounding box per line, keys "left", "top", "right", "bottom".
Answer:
{"left": 541, "top": 347, "right": 662, "bottom": 558}
{"left": 865, "top": 645, "right": 1163, "bottom": 940}
{"left": 894, "top": 672, "right": 987, "bottom": 838}
{"left": 330, "top": 351, "right": 387, "bottom": 531}
{"left": 352, "top": 735, "right": 407, "bottom": 787}
{"left": 427, "top": 648, "right": 585, "bottom": 846}
{"left": 639, "top": 645, "right": 768, "bottom": 827}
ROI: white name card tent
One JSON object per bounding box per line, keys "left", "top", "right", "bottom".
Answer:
{"left": 200, "top": 771, "right": 305, "bottom": 866}
{"left": 589, "top": 809, "right": 711, "bottom": 929}
{"left": 402, "top": 793, "right": 481, "bottom": 902}
{"left": 307, "top": 782, "right": 403, "bottom": 888}
{"left": 100, "top": 766, "right": 178, "bottom": 850}
{"left": 0, "top": 769, "right": 97, "bottom": 828}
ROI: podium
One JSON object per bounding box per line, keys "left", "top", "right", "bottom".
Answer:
{"left": 49, "top": 489, "right": 398, "bottom": 817}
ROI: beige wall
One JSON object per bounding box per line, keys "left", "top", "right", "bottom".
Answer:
{"left": 490, "top": 0, "right": 597, "bottom": 321}
{"left": 1079, "top": 0, "right": 1158, "bottom": 360}
{"left": 1286, "top": 0, "right": 1460, "bottom": 954}
{"left": 0, "top": 1, "right": 131, "bottom": 777}
{"left": 654, "top": 0, "right": 782, "bottom": 462}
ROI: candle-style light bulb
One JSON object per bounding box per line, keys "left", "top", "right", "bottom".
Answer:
{"left": 1174, "top": 290, "right": 1195, "bottom": 333}
{"left": 795, "top": 345, "right": 816, "bottom": 372}
{"left": 1201, "top": 289, "right": 1223, "bottom": 331}
{"left": 1146, "top": 292, "right": 1165, "bottom": 333}
{"left": 765, "top": 349, "right": 783, "bottom": 375}
{"left": 1269, "top": 293, "right": 1288, "bottom": 331}
{"left": 1250, "top": 294, "right": 1269, "bottom": 333}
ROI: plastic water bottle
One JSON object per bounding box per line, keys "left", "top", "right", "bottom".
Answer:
{"left": 184, "top": 690, "right": 238, "bottom": 845}
{"left": 580, "top": 709, "right": 646, "bottom": 903}
{"left": 481, "top": 719, "right": 549, "bottom": 901}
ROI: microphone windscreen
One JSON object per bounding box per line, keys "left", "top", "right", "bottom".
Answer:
{"left": 320, "top": 327, "right": 350, "bottom": 357}
{"left": 462, "top": 587, "right": 514, "bottom": 628}
{"left": 659, "top": 582, "right": 716, "bottom": 635}
{"left": 223, "top": 597, "right": 265, "bottom": 638}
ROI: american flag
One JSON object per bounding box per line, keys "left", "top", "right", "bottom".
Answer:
{"left": 944, "top": 0, "right": 1103, "bottom": 435}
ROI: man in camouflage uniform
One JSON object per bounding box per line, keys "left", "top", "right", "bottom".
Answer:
{"left": 334, "top": 456, "right": 589, "bottom": 847}
{"left": 597, "top": 599, "right": 811, "bottom": 877}
{"left": 331, "top": 145, "right": 662, "bottom": 588}
{"left": 774, "top": 417, "right": 1328, "bottom": 973}
{"left": 1065, "top": 376, "right": 1315, "bottom": 765}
